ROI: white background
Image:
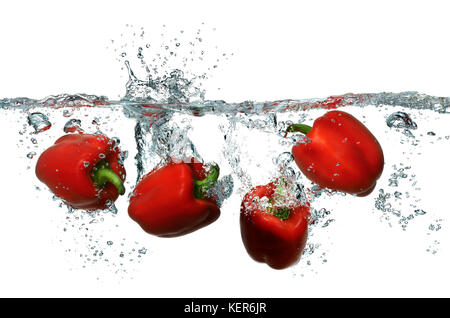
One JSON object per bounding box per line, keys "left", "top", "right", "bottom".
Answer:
{"left": 1, "top": 0, "right": 450, "bottom": 298}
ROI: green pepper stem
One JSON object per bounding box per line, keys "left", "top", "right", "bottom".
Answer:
{"left": 272, "top": 207, "right": 291, "bottom": 220}
{"left": 286, "top": 123, "right": 312, "bottom": 135}
{"left": 267, "top": 179, "right": 292, "bottom": 220}
{"left": 92, "top": 163, "right": 125, "bottom": 195}
{"left": 193, "top": 164, "right": 220, "bottom": 200}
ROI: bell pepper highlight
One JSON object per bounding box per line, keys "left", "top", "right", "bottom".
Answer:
{"left": 128, "top": 160, "right": 221, "bottom": 238}
{"left": 35, "top": 133, "right": 126, "bottom": 210}
{"left": 286, "top": 110, "right": 384, "bottom": 197}
{"left": 240, "top": 181, "right": 310, "bottom": 270}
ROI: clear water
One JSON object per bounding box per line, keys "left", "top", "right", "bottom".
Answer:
{"left": 1, "top": 27, "right": 449, "bottom": 280}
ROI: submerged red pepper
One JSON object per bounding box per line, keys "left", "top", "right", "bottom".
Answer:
{"left": 287, "top": 110, "right": 384, "bottom": 196}
{"left": 35, "top": 133, "right": 126, "bottom": 210}
{"left": 128, "top": 159, "right": 221, "bottom": 238}
{"left": 240, "top": 182, "right": 310, "bottom": 270}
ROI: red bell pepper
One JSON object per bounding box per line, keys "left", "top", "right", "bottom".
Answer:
{"left": 128, "top": 159, "right": 221, "bottom": 238}
{"left": 286, "top": 110, "right": 384, "bottom": 197}
{"left": 240, "top": 181, "right": 310, "bottom": 270}
{"left": 35, "top": 133, "right": 126, "bottom": 210}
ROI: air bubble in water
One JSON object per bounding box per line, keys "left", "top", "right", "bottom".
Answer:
{"left": 322, "top": 219, "right": 335, "bottom": 228}
{"left": 63, "top": 119, "right": 83, "bottom": 133}
{"left": 402, "top": 129, "right": 415, "bottom": 138}
{"left": 212, "top": 174, "right": 234, "bottom": 206}
{"left": 92, "top": 117, "right": 100, "bottom": 125}
{"left": 63, "top": 109, "right": 74, "bottom": 118}
{"left": 27, "top": 112, "right": 52, "bottom": 134}
{"left": 118, "top": 150, "right": 128, "bottom": 164}
{"left": 110, "top": 137, "right": 120, "bottom": 149}
{"left": 386, "top": 112, "right": 418, "bottom": 130}
{"left": 415, "top": 209, "right": 426, "bottom": 216}
{"left": 138, "top": 247, "right": 147, "bottom": 255}
{"left": 275, "top": 152, "right": 294, "bottom": 168}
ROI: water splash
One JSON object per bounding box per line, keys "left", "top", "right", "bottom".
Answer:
{"left": 123, "top": 61, "right": 205, "bottom": 104}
